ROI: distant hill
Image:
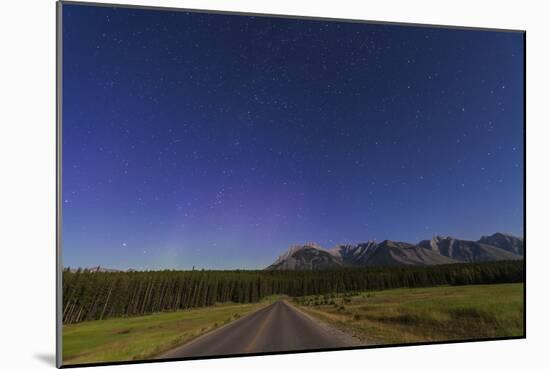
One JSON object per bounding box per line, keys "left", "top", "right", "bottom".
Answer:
{"left": 266, "top": 233, "right": 524, "bottom": 270}
{"left": 64, "top": 266, "right": 128, "bottom": 273}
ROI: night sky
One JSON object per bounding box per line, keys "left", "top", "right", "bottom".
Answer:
{"left": 62, "top": 4, "right": 524, "bottom": 270}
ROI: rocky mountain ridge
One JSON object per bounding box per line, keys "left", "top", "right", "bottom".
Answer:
{"left": 266, "top": 232, "right": 523, "bottom": 270}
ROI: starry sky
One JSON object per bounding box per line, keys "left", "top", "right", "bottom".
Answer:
{"left": 62, "top": 4, "right": 524, "bottom": 270}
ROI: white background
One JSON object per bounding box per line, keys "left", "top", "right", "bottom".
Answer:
{"left": 1, "top": 0, "right": 548, "bottom": 368}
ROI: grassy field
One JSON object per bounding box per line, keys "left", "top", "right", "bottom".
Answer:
{"left": 62, "top": 297, "right": 280, "bottom": 365}
{"left": 292, "top": 283, "right": 524, "bottom": 345}
{"left": 63, "top": 284, "right": 524, "bottom": 365}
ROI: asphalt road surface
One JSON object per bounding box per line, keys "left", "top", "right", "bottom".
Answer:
{"left": 158, "top": 300, "right": 358, "bottom": 359}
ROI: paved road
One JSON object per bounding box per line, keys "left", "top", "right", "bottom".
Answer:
{"left": 158, "top": 300, "right": 358, "bottom": 359}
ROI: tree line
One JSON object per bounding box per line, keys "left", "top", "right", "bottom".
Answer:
{"left": 62, "top": 260, "right": 524, "bottom": 324}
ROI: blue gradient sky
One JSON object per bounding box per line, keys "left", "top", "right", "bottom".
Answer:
{"left": 62, "top": 4, "right": 524, "bottom": 270}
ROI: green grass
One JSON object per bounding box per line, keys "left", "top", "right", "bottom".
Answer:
{"left": 62, "top": 285, "right": 524, "bottom": 364}
{"left": 62, "top": 299, "right": 273, "bottom": 365}
{"left": 292, "top": 283, "right": 524, "bottom": 345}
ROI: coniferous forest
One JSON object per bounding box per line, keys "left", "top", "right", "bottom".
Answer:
{"left": 62, "top": 261, "right": 524, "bottom": 324}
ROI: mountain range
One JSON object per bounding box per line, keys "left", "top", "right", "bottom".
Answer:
{"left": 266, "top": 232, "right": 524, "bottom": 270}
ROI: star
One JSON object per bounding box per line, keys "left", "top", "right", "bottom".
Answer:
{"left": 61, "top": 5, "right": 524, "bottom": 270}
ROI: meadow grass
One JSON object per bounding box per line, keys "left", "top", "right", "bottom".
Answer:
{"left": 63, "top": 285, "right": 523, "bottom": 365}
{"left": 62, "top": 299, "right": 274, "bottom": 365}
{"left": 292, "top": 283, "right": 524, "bottom": 345}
